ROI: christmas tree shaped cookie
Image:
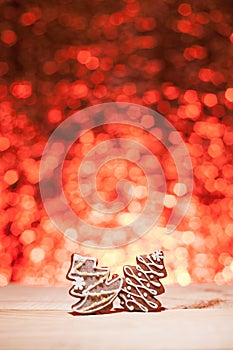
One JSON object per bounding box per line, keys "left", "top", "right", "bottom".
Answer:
{"left": 67, "top": 253, "right": 123, "bottom": 314}
{"left": 118, "top": 250, "right": 167, "bottom": 312}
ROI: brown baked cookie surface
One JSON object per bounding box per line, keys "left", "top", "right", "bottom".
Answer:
{"left": 118, "top": 250, "right": 167, "bottom": 312}
{"left": 67, "top": 253, "right": 123, "bottom": 314}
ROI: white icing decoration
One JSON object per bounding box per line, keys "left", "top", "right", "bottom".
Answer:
{"left": 127, "top": 286, "right": 131, "bottom": 290}
{"left": 152, "top": 250, "right": 164, "bottom": 262}
{"left": 74, "top": 276, "right": 85, "bottom": 290}
{"left": 120, "top": 291, "right": 156, "bottom": 312}
{"left": 150, "top": 280, "right": 161, "bottom": 288}
{"left": 137, "top": 255, "right": 165, "bottom": 277}
{"left": 121, "top": 252, "right": 165, "bottom": 311}
{"left": 150, "top": 289, "right": 157, "bottom": 295}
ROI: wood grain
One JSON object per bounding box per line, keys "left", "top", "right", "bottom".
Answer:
{"left": 0, "top": 284, "right": 232, "bottom": 350}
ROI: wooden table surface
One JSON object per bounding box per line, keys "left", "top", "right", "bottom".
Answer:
{"left": 0, "top": 284, "right": 232, "bottom": 350}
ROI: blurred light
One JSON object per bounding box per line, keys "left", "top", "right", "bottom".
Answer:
{"left": 4, "top": 169, "right": 18, "bottom": 185}
{"left": 203, "top": 93, "right": 218, "bottom": 107}
{"left": 47, "top": 108, "right": 63, "bottom": 123}
{"left": 71, "top": 82, "right": 89, "bottom": 98}
{"left": 173, "top": 183, "right": 187, "bottom": 196}
{"left": 86, "top": 57, "right": 99, "bottom": 70}
{"left": 0, "top": 136, "right": 10, "bottom": 151}
{"left": 123, "top": 82, "right": 136, "bottom": 96}
{"left": 11, "top": 81, "right": 32, "bottom": 99}
{"left": 164, "top": 195, "right": 177, "bottom": 208}
{"left": 77, "top": 50, "right": 91, "bottom": 64}
{"left": 143, "top": 90, "right": 160, "bottom": 104}
{"left": 141, "top": 114, "right": 154, "bottom": 128}
{"left": 178, "top": 3, "right": 192, "bottom": 16}
{"left": 163, "top": 85, "right": 179, "bottom": 100}
{"left": 176, "top": 269, "right": 191, "bottom": 286}
{"left": 225, "top": 88, "right": 233, "bottom": 102}
{"left": 182, "top": 231, "right": 195, "bottom": 245}
{"left": 20, "top": 12, "right": 37, "bottom": 26}
{"left": 30, "top": 247, "right": 45, "bottom": 263}
{"left": 1, "top": 30, "right": 17, "bottom": 46}
{"left": 20, "top": 230, "right": 36, "bottom": 245}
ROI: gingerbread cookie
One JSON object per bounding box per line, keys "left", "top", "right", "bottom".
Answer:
{"left": 67, "top": 253, "right": 123, "bottom": 314}
{"left": 118, "top": 250, "right": 167, "bottom": 312}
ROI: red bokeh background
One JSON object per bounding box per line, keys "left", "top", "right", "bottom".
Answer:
{"left": 0, "top": 0, "right": 233, "bottom": 286}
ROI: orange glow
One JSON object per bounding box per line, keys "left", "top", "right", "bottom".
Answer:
{"left": 163, "top": 85, "right": 179, "bottom": 100}
{"left": 0, "top": 136, "right": 10, "bottom": 151}
{"left": 203, "top": 164, "right": 218, "bottom": 178}
{"left": 222, "top": 164, "right": 233, "bottom": 179}
{"left": 4, "top": 169, "right": 18, "bottom": 185}
{"left": 208, "top": 142, "right": 223, "bottom": 158}
{"left": 214, "top": 178, "right": 227, "bottom": 192}
{"left": 223, "top": 129, "right": 233, "bottom": 146}
{"left": 203, "top": 93, "right": 218, "bottom": 107}
{"left": 20, "top": 195, "right": 36, "bottom": 210}
{"left": 185, "top": 103, "right": 201, "bottom": 120}
{"left": 20, "top": 230, "right": 36, "bottom": 245}
{"left": 79, "top": 130, "right": 94, "bottom": 144}
{"left": 194, "top": 121, "right": 225, "bottom": 138}
{"left": 183, "top": 90, "right": 198, "bottom": 103}
{"left": 198, "top": 68, "right": 212, "bottom": 82}
{"left": 30, "top": 247, "right": 45, "bottom": 263}
{"left": 225, "top": 88, "right": 233, "bottom": 102}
